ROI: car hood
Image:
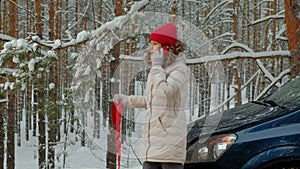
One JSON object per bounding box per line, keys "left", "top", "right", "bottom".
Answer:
{"left": 187, "top": 102, "right": 291, "bottom": 146}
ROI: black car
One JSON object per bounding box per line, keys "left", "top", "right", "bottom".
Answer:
{"left": 185, "top": 75, "right": 300, "bottom": 169}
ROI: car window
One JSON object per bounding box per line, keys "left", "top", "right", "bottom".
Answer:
{"left": 267, "top": 77, "right": 300, "bottom": 109}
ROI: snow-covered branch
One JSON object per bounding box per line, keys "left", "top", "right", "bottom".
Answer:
{"left": 0, "top": 99, "right": 8, "bottom": 103}
{"left": 128, "top": 0, "right": 150, "bottom": 15}
{"left": 209, "top": 70, "right": 261, "bottom": 115}
{"left": 66, "top": 1, "right": 90, "bottom": 32}
{"left": 255, "top": 0, "right": 278, "bottom": 9}
{"left": 186, "top": 50, "right": 290, "bottom": 64}
{"left": 28, "top": 0, "right": 151, "bottom": 50}
{"left": 221, "top": 42, "right": 254, "bottom": 54}
{"left": 249, "top": 10, "right": 285, "bottom": 26}
{"left": 202, "top": 0, "right": 233, "bottom": 25}
{"left": 205, "top": 32, "right": 235, "bottom": 48}
{"left": 276, "top": 26, "right": 288, "bottom": 41}
{"left": 255, "top": 68, "right": 291, "bottom": 100}
{"left": 0, "top": 34, "right": 15, "bottom": 41}
{"left": 219, "top": 42, "right": 289, "bottom": 87}
{"left": 121, "top": 50, "right": 290, "bottom": 64}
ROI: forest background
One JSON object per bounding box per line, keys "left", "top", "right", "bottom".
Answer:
{"left": 0, "top": 0, "right": 300, "bottom": 169}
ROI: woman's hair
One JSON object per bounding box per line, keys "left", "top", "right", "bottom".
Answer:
{"left": 169, "top": 41, "right": 186, "bottom": 55}
{"left": 144, "top": 40, "right": 186, "bottom": 68}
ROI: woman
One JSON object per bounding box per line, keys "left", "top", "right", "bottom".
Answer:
{"left": 113, "top": 23, "right": 188, "bottom": 169}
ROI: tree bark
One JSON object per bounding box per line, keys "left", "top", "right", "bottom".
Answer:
{"left": 0, "top": 101, "right": 4, "bottom": 169}
{"left": 106, "top": 0, "right": 123, "bottom": 168}
{"left": 284, "top": 0, "right": 300, "bottom": 78}
{"left": 38, "top": 108, "right": 46, "bottom": 169}
{"left": 38, "top": 82, "right": 46, "bottom": 169}
{"left": 49, "top": 0, "right": 55, "bottom": 39}
{"left": 7, "top": 94, "right": 15, "bottom": 169}
{"left": 233, "top": 0, "right": 241, "bottom": 106}
{"left": 98, "top": 0, "right": 103, "bottom": 27}
{"left": 7, "top": 1, "right": 18, "bottom": 168}
{"left": 35, "top": 0, "right": 43, "bottom": 38}
{"left": 48, "top": 1, "right": 57, "bottom": 165}
{"left": 0, "top": 1, "right": 2, "bottom": 49}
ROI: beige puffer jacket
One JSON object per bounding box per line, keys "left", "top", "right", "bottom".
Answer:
{"left": 128, "top": 53, "right": 188, "bottom": 164}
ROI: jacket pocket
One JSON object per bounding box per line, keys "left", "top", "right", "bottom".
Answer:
{"left": 158, "top": 117, "right": 167, "bottom": 132}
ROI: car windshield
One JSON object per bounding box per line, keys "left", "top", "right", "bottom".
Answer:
{"left": 266, "top": 76, "right": 300, "bottom": 109}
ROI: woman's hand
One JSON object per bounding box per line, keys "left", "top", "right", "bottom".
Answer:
{"left": 112, "top": 94, "right": 128, "bottom": 106}
{"left": 151, "top": 48, "right": 164, "bottom": 67}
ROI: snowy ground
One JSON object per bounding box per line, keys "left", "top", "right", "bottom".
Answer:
{"left": 14, "top": 104, "right": 229, "bottom": 169}
{"left": 14, "top": 84, "right": 244, "bottom": 169}
{"left": 15, "top": 136, "right": 142, "bottom": 169}
{"left": 15, "top": 108, "right": 144, "bottom": 169}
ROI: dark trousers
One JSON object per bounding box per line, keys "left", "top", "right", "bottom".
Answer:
{"left": 142, "top": 162, "right": 184, "bottom": 169}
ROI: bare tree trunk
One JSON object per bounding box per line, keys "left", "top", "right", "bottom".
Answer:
{"left": 35, "top": 0, "right": 43, "bottom": 38}
{"left": 48, "top": 55, "right": 59, "bottom": 169}
{"left": 0, "top": 0, "right": 3, "bottom": 48}
{"left": 7, "top": 1, "right": 18, "bottom": 168}
{"left": 171, "top": 0, "right": 177, "bottom": 23}
{"left": 55, "top": 0, "right": 62, "bottom": 143}
{"left": 48, "top": 2, "right": 57, "bottom": 167}
{"left": 49, "top": 0, "right": 55, "bottom": 39}
{"left": 7, "top": 94, "right": 15, "bottom": 169}
{"left": 0, "top": 64, "right": 4, "bottom": 169}
{"left": 93, "top": 0, "right": 102, "bottom": 138}
{"left": 106, "top": 1, "right": 123, "bottom": 168}
{"left": 25, "top": 0, "right": 34, "bottom": 142}
{"left": 26, "top": 81, "right": 31, "bottom": 141}
{"left": 48, "top": 84, "right": 57, "bottom": 169}
{"left": 36, "top": 75, "right": 46, "bottom": 169}
{"left": 38, "top": 100, "right": 46, "bottom": 169}
{"left": 0, "top": 100, "right": 4, "bottom": 169}
{"left": 232, "top": 0, "right": 241, "bottom": 106}
{"left": 98, "top": 0, "right": 103, "bottom": 27}
{"left": 33, "top": 86, "right": 37, "bottom": 137}
{"left": 16, "top": 91, "right": 22, "bottom": 147}
{"left": 34, "top": 0, "right": 47, "bottom": 168}
{"left": 83, "top": 0, "right": 88, "bottom": 30}
{"left": 107, "top": 0, "right": 123, "bottom": 167}
{"left": 284, "top": 0, "right": 300, "bottom": 78}
{"left": 104, "top": 57, "right": 115, "bottom": 169}
{"left": 271, "top": 0, "right": 277, "bottom": 51}
{"left": 253, "top": 0, "right": 258, "bottom": 51}
{"left": 56, "top": 0, "right": 62, "bottom": 39}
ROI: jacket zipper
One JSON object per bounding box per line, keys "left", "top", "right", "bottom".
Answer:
{"left": 145, "top": 84, "right": 153, "bottom": 161}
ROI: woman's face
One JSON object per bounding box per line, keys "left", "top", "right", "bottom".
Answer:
{"left": 149, "top": 41, "right": 162, "bottom": 54}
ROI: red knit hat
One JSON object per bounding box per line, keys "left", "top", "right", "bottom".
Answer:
{"left": 149, "top": 23, "right": 178, "bottom": 50}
